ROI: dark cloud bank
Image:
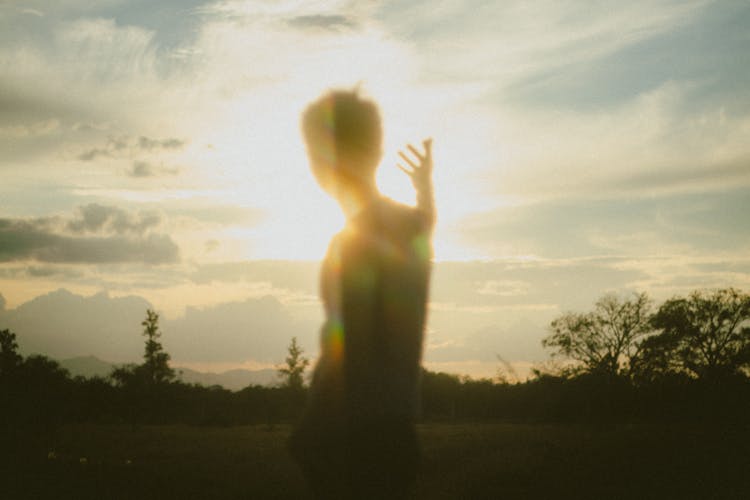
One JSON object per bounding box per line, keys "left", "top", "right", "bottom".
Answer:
{"left": 0, "top": 204, "right": 179, "bottom": 264}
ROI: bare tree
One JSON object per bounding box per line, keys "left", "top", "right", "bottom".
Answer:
{"left": 543, "top": 292, "right": 654, "bottom": 377}
{"left": 495, "top": 354, "right": 520, "bottom": 385}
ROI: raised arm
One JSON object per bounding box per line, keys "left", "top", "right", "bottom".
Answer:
{"left": 397, "top": 138, "right": 435, "bottom": 231}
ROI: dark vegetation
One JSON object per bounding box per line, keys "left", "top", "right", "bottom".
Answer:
{"left": 2, "top": 288, "right": 749, "bottom": 498}
{"left": 5, "top": 422, "right": 749, "bottom": 499}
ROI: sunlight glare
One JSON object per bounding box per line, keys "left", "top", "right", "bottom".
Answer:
{"left": 178, "top": 17, "right": 505, "bottom": 262}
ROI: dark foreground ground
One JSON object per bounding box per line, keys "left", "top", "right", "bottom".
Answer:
{"left": 3, "top": 422, "right": 749, "bottom": 499}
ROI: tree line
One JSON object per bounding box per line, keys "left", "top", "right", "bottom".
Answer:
{"left": 542, "top": 287, "right": 750, "bottom": 382}
{"left": 1, "top": 287, "right": 749, "bottom": 436}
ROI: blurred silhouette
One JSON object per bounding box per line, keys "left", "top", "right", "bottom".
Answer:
{"left": 289, "top": 89, "right": 435, "bottom": 499}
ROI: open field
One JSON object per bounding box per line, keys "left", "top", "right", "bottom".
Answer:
{"left": 4, "top": 422, "right": 749, "bottom": 499}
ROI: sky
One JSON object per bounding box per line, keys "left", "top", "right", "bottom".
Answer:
{"left": 1, "top": 0, "right": 749, "bottom": 379}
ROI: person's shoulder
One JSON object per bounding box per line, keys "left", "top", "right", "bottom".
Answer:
{"left": 377, "top": 196, "right": 420, "bottom": 222}
{"left": 378, "top": 196, "right": 430, "bottom": 234}
{"left": 350, "top": 196, "right": 424, "bottom": 241}
{"left": 324, "top": 231, "right": 346, "bottom": 260}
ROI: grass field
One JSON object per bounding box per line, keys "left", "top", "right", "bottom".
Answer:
{"left": 5, "top": 422, "right": 749, "bottom": 499}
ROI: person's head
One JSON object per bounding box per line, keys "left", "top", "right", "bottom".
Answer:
{"left": 301, "top": 89, "right": 383, "bottom": 201}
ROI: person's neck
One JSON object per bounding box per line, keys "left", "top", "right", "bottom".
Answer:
{"left": 339, "top": 181, "right": 379, "bottom": 220}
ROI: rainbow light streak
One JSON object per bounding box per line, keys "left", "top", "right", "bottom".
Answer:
{"left": 326, "top": 316, "right": 345, "bottom": 361}
{"left": 411, "top": 233, "right": 430, "bottom": 262}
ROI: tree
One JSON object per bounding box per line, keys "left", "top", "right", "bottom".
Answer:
{"left": 278, "top": 337, "right": 309, "bottom": 390}
{"left": 640, "top": 288, "right": 750, "bottom": 380}
{"left": 543, "top": 292, "right": 654, "bottom": 377}
{"left": 111, "top": 309, "right": 174, "bottom": 388}
{"left": 0, "top": 329, "right": 23, "bottom": 377}
{"left": 141, "top": 309, "right": 175, "bottom": 385}
{"left": 110, "top": 310, "right": 176, "bottom": 424}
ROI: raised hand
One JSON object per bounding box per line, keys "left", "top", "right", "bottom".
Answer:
{"left": 397, "top": 138, "right": 433, "bottom": 192}
{"left": 397, "top": 138, "right": 435, "bottom": 229}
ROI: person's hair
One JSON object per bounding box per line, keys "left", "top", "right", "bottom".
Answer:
{"left": 301, "top": 89, "right": 382, "bottom": 189}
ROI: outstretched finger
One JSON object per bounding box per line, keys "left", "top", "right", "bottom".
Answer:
{"left": 423, "top": 138, "right": 433, "bottom": 158}
{"left": 407, "top": 144, "right": 424, "bottom": 160}
{"left": 397, "top": 163, "right": 414, "bottom": 176}
{"left": 398, "top": 151, "right": 419, "bottom": 169}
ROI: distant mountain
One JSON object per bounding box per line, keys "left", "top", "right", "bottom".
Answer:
{"left": 176, "top": 367, "right": 279, "bottom": 390}
{"left": 58, "top": 356, "right": 279, "bottom": 390}
{"left": 60, "top": 355, "right": 117, "bottom": 378}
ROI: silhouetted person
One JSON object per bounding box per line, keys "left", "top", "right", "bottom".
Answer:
{"left": 289, "top": 89, "right": 435, "bottom": 499}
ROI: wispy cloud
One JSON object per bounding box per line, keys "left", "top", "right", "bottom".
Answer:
{"left": 77, "top": 135, "right": 186, "bottom": 162}
{"left": 128, "top": 160, "right": 179, "bottom": 178}
{"left": 456, "top": 186, "right": 750, "bottom": 260}
{"left": 287, "top": 14, "right": 359, "bottom": 32}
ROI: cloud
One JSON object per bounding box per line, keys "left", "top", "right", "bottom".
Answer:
{"left": 67, "top": 204, "right": 161, "bottom": 235}
{"left": 27, "top": 265, "right": 85, "bottom": 279}
{"left": 478, "top": 81, "right": 750, "bottom": 205}
{"left": 0, "top": 264, "right": 86, "bottom": 282}
{"left": 0, "top": 119, "right": 60, "bottom": 139}
{"left": 614, "top": 157, "right": 750, "bottom": 195}
{"left": 376, "top": 0, "right": 708, "bottom": 83}
{"left": 0, "top": 288, "right": 306, "bottom": 365}
{"left": 190, "top": 260, "right": 320, "bottom": 305}
{"left": 0, "top": 223, "right": 179, "bottom": 264}
{"left": 501, "top": 1, "right": 750, "bottom": 112}
{"left": 0, "top": 12, "right": 196, "bottom": 174}
{"left": 476, "top": 280, "right": 530, "bottom": 297}
{"left": 204, "top": 239, "right": 220, "bottom": 253}
{"left": 165, "top": 296, "right": 302, "bottom": 363}
{"left": 0, "top": 83, "right": 82, "bottom": 164}
{"left": 130, "top": 161, "right": 156, "bottom": 177}
{"left": 0, "top": 83, "right": 74, "bottom": 125}
{"left": 431, "top": 259, "right": 647, "bottom": 313}
{"left": 20, "top": 8, "right": 44, "bottom": 18}
{"left": 74, "top": 135, "right": 185, "bottom": 179}
{"left": 287, "top": 14, "right": 358, "bottom": 32}
{"left": 128, "top": 160, "right": 179, "bottom": 178}
{"left": 0, "top": 205, "right": 179, "bottom": 264}
{"left": 456, "top": 186, "right": 750, "bottom": 261}
{"left": 424, "top": 319, "right": 549, "bottom": 365}
{"left": 0, "top": 288, "right": 151, "bottom": 361}
{"left": 77, "top": 135, "right": 186, "bottom": 162}
{"left": 136, "top": 136, "right": 185, "bottom": 150}
{"left": 77, "top": 147, "right": 108, "bottom": 162}
{"left": 164, "top": 202, "right": 266, "bottom": 227}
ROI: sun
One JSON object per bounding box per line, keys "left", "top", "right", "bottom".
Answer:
{"left": 186, "top": 51, "right": 493, "bottom": 263}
